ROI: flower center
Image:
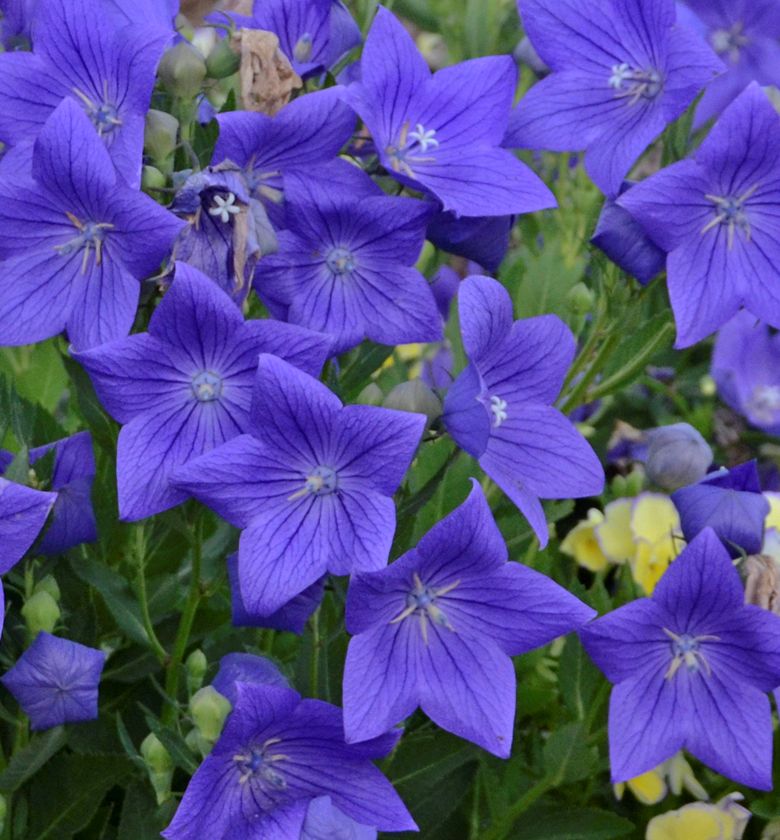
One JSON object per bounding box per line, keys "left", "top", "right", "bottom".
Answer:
{"left": 325, "top": 247, "right": 356, "bottom": 276}
{"left": 490, "top": 395, "right": 508, "bottom": 428}
{"left": 234, "top": 737, "right": 288, "bottom": 790}
{"left": 54, "top": 212, "right": 114, "bottom": 274}
{"left": 701, "top": 183, "right": 759, "bottom": 249}
{"left": 386, "top": 121, "right": 440, "bottom": 178}
{"left": 608, "top": 63, "right": 663, "bottom": 104}
{"left": 72, "top": 85, "right": 122, "bottom": 136}
{"left": 293, "top": 32, "right": 313, "bottom": 62}
{"left": 389, "top": 572, "right": 460, "bottom": 644}
{"left": 749, "top": 385, "right": 780, "bottom": 424}
{"left": 711, "top": 22, "right": 749, "bottom": 64}
{"left": 663, "top": 627, "right": 719, "bottom": 680}
{"left": 288, "top": 466, "right": 338, "bottom": 501}
{"left": 208, "top": 192, "right": 241, "bottom": 224}
{"left": 191, "top": 371, "right": 223, "bottom": 402}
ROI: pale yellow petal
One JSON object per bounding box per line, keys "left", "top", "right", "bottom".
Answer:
{"left": 765, "top": 492, "right": 780, "bottom": 532}
{"left": 631, "top": 539, "right": 672, "bottom": 596}
{"left": 626, "top": 768, "right": 666, "bottom": 804}
{"left": 631, "top": 493, "right": 681, "bottom": 547}
{"left": 560, "top": 510, "right": 609, "bottom": 572}
{"left": 646, "top": 806, "right": 729, "bottom": 840}
{"left": 596, "top": 499, "right": 634, "bottom": 564}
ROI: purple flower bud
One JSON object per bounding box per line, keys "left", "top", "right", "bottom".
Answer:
{"left": 645, "top": 423, "right": 713, "bottom": 491}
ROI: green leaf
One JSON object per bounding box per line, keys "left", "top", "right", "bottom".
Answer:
{"left": 337, "top": 343, "right": 394, "bottom": 402}
{"left": 141, "top": 709, "right": 199, "bottom": 775}
{"left": 60, "top": 353, "right": 117, "bottom": 451}
{"left": 69, "top": 555, "right": 151, "bottom": 648}
{"left": 512, "top": 805, "right": 634, "bottom": 839}
{"left": 118, "top": 782, "right": 169, "bottom": 840}
{"left": 0, "top": 728, "right": 68, "bottom": 793}
{"left": 27, "top": 753, "right": 133, "bottom": 839}
{"left": 558, "top": 636, "right": 602, "bottom": 722}
{"left": 542, "top": 723, "right": 597, "bottom": 785}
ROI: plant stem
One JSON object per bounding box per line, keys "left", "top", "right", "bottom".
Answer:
{"left": 309, "top": 608, "right": 321, "bottom": 697}
{"left": 481, "top": 776, "right": 554, "bottom": 840}
{"left": 132, "top": 528, "right": 167, "bottom": 665}
{"left": 162, "top": 513, "right": 203, "bottom": 726}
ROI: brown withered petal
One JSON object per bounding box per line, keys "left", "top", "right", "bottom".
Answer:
{"left": 743, "top": 554, "right": 780, "bottom": 615}
{"left": 230, "top": 29, "right": 301, "bottom": 115}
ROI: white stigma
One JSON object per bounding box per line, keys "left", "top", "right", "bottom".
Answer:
{"left": 208, "top": 192, "right": 241, "bottom": 223}
{"left": 408, "top": 123, "right": 439, "bottom": 153}
{"left": 608, "top": 63, "right": 632, "bottom": 90}
{"left": 490, "top": 395, "right": 508, "bottom": 427}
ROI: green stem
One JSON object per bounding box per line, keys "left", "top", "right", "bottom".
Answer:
{"left": 558, "top": 331, "right": 620, "bottom": 415}
{"left": 163, "top": 514, "right": 204, "bottom": 726}
{"left": 309, "top": 608, "right": 321, "bottom": 697}
{"left": 481, "top": 776, "right": 554, "bottom": 840}
{"left": 132, "top": 527, "right": 168, "bottom": 665}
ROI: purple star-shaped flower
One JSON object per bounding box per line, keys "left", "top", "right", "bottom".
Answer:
{"left": 672, "top": 460, "right": 769, "bottom": 558}
{"left": 302, "top": 796, "right": 377, "bottom": 840}
{"left": 0, "top": 99, "right": 184, "bottom": 350}
{"left": 29, "top": 432, "right": 97, "bottom": 555}
{"left": 506, "top": 0, "right": 722, "bottom": 196}
{"left": 581, "top": 527, "right": 780, "bottom": 789}
{"left": 74, "top": 262, "right": 331, "bottom": 521}
{"left": 442, "top": 275, "right": 604, "bottom": 547}
{"left": 0, "top": 478, "right": 56, "bottom": 574}
{"left": 427, "top": 212, "right": 513, "bottom": 275}
{"left": 253, "top": 170, "right": 442, "bottom": 353}
{"left": 619, "top": 83, "right": 780, "bottom": 348}
{"left": 211, "top": 653, "right": 289, "bottom": 705}
{"left": 162, "top": 683, "right": 416, "bottom": 839}
{"left": 712, "top": 311, "right": 780, "bottom": 434}
{"left": 173, "top": 354, "right": 425, "bottom": 614}
{"left": 1, "top": 632, "right": 106, "bottom": 731}
{"left": 681, "top": 0, "right": 780, "bottom": 127}
{"left": 104, "top": 0, "right": 177, "bottom": 36}
{"left": 224, "top": 0, "right": 361, "bottom": 78}
{"left": 344, "top": 7, "right": 556, "bottom": 218}
{"left": 0, "top": 0, "right": 36, "bottom": 49}
{"left": 211, "top": 90, "right": 356, "bottom": 229}
{"left": 344, "top": 482, "right": 595, "bottom": 755}
{"left": 0, "top": 0, "right": 166, "bottom": 185}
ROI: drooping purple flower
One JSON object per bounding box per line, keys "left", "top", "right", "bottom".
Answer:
{"left": 672, "top": 460, "right": 769, "bottom": 558}
{"left": 162, "top": 683, "right": 416, "bottom": 839}
{"left": 442, "top": 275, "right": 604, "bottom": 547}
{"left": 29, "top": 431, "right": 97, "bottom": 555}
{"left": 580, "top": 527, "right": 780, "bottom": 789}
{"left": 344, "top": 482, "right": 595, "bottom": 755}
{"left": 74, "top": 263, "right": 331, "bottom": 521}
{"left": 1, "top": 632, "right": 106, "bottom": 731}
{"left": 253, "top": 170, "right": 442, "bottom": 353}
{"left": 212, "top": 653, "right": 289, "bottom": 705}
{"left": 506, "top": 0, "right": 722, "bottom": 196}
{"left": 227, "top": 553, "right": 324, "bottom": 634}
{"left": 0, "top": 0, "right": 37, "bottom": 49}
{"left": 223, "top": 0, "right": 361, "bottom": 78}
{"left": 619, "top": 83, "right": 780, "bottom": 348}
{"left": 712, "top": 311, "right": 780, "bottom": 434}
{"left": 302, "top": 796, "right": 377, "bottom": 840}
{"left": 0, "top": 0, "right": 166, "bottom": 186}
{"left": 0, "top": 100, "right": 184, "bottom": 350}
{"left": 171, "top": 166, "right": 277, "bottom": 305}
{"left": 427, "top": 212, "right": 513, "bottom": 274}
{"left": 681, "top": 0, "right": 780, "bottom": 127}
{"left": 211, "top": 90, "right": 356, "bottom": 230}
{"left": 591, "top": 182, "right": 666, "bottom": 285}
{"left": 173, "top": 354, "right": 425, "bottom": 615}
{"left": 344, "top": 7, "right": 556, "bottom": 218}
{"left": 0, "top": 478, "right": 56, "bottom": 574}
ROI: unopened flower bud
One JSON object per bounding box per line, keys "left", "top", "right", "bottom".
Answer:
{"left": 383, "top": 380, "right": 442, "bottom": 427}
{"left": 645, "top": 423, "right": 713, "bottom": 492}
{"left": 205, "top": 37, "right": 240, "bottom": 79}
{"left": 417, "top": 32, "right": 448, "bottom": 70}
{"left": 33, "top": 574, "right": 60, "bottom": 603}
{"left": 190, "top": 686, "right": 231, "bottom": 743}
{"left": 141, "top": 733, "right": 174, "bottom": 805}
{"left": 142, "top": 165, "right": 167, "bottom": 193}
{"left": 513, "top": 36, "right": 549, "bottom": 77}
{"left": 356, "top": 383, "right": 384, "bottom": 406}
{"left": 159, "top": 41, "right": 207, "bottom": 99}
{"left": 566, "top": 282, "right": 595, "bottom": 317}
{"left": 144, "top": 110, "right": 179, "bottom": 165}
{"left": 624, "top": 465, "right": 645, "bottom": 496}
{"left": 185, "top": 649, "right": 208, "bottom": 695}
{"left": 22, "top": 591, "right": 60, "bottom": 636}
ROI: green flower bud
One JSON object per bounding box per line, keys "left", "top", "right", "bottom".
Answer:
{"left": 206, "top": 38, "right": 240, "bottom": 79}
{"left": 185, "top": 649, "right": 208, "bottom": 695}
{"left": 355, "top": 383, "right": 384, "bottom": 406}
{"left": 144, "top": 110, "right": 179, "bottom": 165}
{"left": 611, "top": 474, "right": 628, "bottom": 496}
{"left": 141, "top": 165, "right": 167, "bottom": 193}
{"left": 158, "top": 41, "right": 207, "bottom": 99}
{"left": 190, "top": 686, "right": 231, "bottom": 743}
{"left": 33, "top": 574, "right": 60, "bottom": 603}
{"left": 22, "top": 591, "right": 61, "bottom": 636}
{"left": 624, "top": 465, "right": 646, "bottom": 496}
{"left": 417, "top": 32, "right": 449, "bottom": 70}
{"left": 566, "top": 282, "right": 596, "bottom": 317}
{"left": 383, "top": 380, "right": 442, "bottom": 428}
{"left": 140, "top": 733, "right": 174, "bottom": 805}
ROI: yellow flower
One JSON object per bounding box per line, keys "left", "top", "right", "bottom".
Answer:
{"left": 615, "top": 753, "right": 706, "bottom": 806}
{"left": 595, "top": 498, "right": 634, "bottom": 564}
{"left": 630, "top": 494, "right": 683, "bottom": 595}
{"left": 614, "top": 767, "right": 666, "bottom": 805}
{"left": 646, "top": 795, "right": 750, "bottom": 840}
{"left": 764, "top": 491, "right": 780, "bottom": 533}
{"left": 560, "top": 509, "right": 608, "bottom": 572}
